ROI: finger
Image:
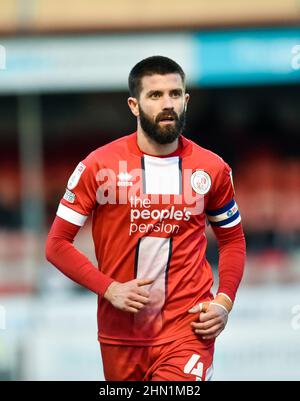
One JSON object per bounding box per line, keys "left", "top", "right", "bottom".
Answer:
{"left": 129, "top": 294, "right": 150, "bottom": 305}
{"left": 199, "top": 310, "right": 220, "bottom": 322}
{"left": 191, "top": 317, "right": 221, "bottom": 330}
{"left": 125, "top": 306, "right": 140, "bottom": 314}
{"left": 188, "top": 301, "right": 210, "bottom": 314}
{"left": 194, "top": 324, "right": 222, "bottom": 336}
{"left": 137, "top": 279, "right": 155, "bottom": 287}
{"left": 188, "top": 303, "right": 201, "bottom": 313}
{"left": 137, "top": 288, "right": 150, "bottom": 297}
{"left": 194, "top": 323, "right": 223, "bottom": 335}
{"left": 127, "top": 301, "right": 145, "bottom": 310}
{"left": 203, "top": 329, "right": 223, "bottom": 340}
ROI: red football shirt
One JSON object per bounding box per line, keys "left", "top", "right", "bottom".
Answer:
{"left": 57, "top": 132, "right": 241, "bottom": 345}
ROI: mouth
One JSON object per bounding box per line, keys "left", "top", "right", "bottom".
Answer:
{"left": 158, "top": 115, "right": 176, "bottom": 123}
{"left": 158, "top": 120, "right": 175, "bottom": 126}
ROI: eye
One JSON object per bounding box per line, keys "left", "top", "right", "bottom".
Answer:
{"left": 150, "top": 92, "right": 161, "bottom": 99}
{"left": 171, "top": 90, "right": 182, "bottom": 98}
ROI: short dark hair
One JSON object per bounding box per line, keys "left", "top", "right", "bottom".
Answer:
{"left": 128, "top": 55, "right": 186, "bottom": 98}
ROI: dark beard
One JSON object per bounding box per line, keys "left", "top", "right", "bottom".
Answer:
{"left": 139, "top": 106, "right": 186, "bottom": 145}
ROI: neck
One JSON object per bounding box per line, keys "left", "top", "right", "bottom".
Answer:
{"left": 137, "top": 127, "right": 179, "bottom": 156}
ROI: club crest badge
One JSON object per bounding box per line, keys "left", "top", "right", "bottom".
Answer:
{"left": 190, "top": 170, "right": 211, "bottom": 195}
{"left": 67, "top": 162, "right": 86, "bottom": 190}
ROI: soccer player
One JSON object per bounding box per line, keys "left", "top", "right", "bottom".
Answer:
{"left": 46, "top": 56, "right": 246, "bottom": 381}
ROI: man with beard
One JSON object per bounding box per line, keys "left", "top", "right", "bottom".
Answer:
{"left": 46, "top": 56, "right": 246, "bottom": 381}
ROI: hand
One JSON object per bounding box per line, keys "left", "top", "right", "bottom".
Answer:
{"left": 188, "top": 294, "right": 232, "bottom": 340}
{"left": 103, "top": 278, "right": 154, "bottom": 313}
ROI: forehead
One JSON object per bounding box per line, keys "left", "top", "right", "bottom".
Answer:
{"left": 140, "top": 73, "right": 184, "bottom": 94}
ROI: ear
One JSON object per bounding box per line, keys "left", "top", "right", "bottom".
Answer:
{"left": 127, "top": 97, "right": 139, "bottom": 117}
{"left": 184, "top": 93, "right": 190, "bottom": 111}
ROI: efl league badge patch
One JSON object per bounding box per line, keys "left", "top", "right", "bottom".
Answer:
{"left": 67, "top": 162, "right": 86, "bottom": 190}
{"left": 190, "top": 170, "right": 211, "bottom": 195}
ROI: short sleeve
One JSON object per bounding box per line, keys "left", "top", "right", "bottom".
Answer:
{"left": 205, "top": 162, "right": 241, "bottom": 228}
{"left": 57, "top": 152, "right": 98, "bottom": 226}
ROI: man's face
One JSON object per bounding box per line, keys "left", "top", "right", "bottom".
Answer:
{"left": 134, "top": 73, "right": 189, "bottom": 144}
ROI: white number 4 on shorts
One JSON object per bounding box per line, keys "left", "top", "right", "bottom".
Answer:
{"left": 183, "top": 354, "right": 204, "bottom": 380}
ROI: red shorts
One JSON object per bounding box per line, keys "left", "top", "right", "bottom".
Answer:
{"left": 100, "top": 336, "right": 215, "bottom": 381}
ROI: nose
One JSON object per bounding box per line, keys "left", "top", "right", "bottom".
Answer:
{"left": 161, "top": 94, "right": 174, "bottom": 110}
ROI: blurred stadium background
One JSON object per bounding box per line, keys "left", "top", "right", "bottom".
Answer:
{"left": 0, "top": 0, "right": 300, "bottom": 381}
